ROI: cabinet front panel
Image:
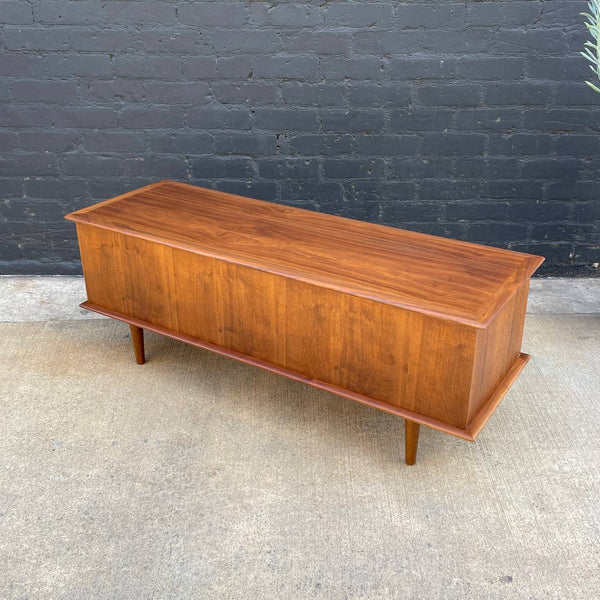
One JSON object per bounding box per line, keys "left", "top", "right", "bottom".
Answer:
{"left": 78, "top": 224, "right": 477, "bottom": 428}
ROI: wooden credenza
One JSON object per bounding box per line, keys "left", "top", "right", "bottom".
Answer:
{"left": 66, "top": 180, "right": 543, "bottom": 465}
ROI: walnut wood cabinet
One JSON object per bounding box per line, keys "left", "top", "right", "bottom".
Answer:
{"left": 66, "top": 180, "right": 544, "bottom": 465}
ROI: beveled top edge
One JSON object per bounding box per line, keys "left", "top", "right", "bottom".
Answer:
{"left": 66, "top": 180, "right": 545, "bottom": 328}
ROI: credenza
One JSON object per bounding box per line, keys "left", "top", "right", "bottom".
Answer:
{"left": 66, "top": 180, "right": 544, "bottom": 465}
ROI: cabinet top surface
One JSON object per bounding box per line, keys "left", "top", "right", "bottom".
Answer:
{"left": 66, "top": 180, "right": 543, "bottom": 326}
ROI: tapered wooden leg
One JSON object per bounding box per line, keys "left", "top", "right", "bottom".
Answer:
{"left": 405, "top": 420, "right": 420, "bottom": 466}
{"left": 129, "top": 324, "right": 145, "bottom": 365}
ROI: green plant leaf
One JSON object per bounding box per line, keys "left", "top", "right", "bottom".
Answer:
{"left": 586, "top": 80, "right": 600, "bottom": 93}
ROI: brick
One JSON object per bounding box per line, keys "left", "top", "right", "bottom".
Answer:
{"left": 353, "top": 30, "right": 421, "bottom": 55}
{"left": 323, "top": 158, "right": 384, "bottom": 180}
{"left": 416, "top": 29, "right": 493, "bottom": 54}
{"left": 185, "top": 56, "right": 252, "bottom": 80}
{"left": 485, "top": 84, "right": 549, "bottom": 106}
{"left": 467, "top": 2, "right": 538, "bottom": 27}
{"left": 187, "top": 108, "right": 250, "bottom": 130}
{"left": 321, "top": 111, "right": 384, "bottom": 133}
{"left": 212, "top": 30, "right": 281, "bottom": 54}
{"left": 140, "top": 30, "right": 208, "bottom": 55}
{"left": 253, "top": 56, "right": 319, "bottom": 81}
{"left": 0, "top": 132, "right": 18, "bottom": 151}
{"left": 115, "top": 56, "right": 182, "bottom": 80}
{"left": 324, "top": 3, "right": 393, "bottom": 27}
{"left": 0, "top": 53, "right": 45, "bottom": 76}
{"left": 123, "top": 157, "right": 187, "bottom": 179}
{"left": 523, "top": 109, "right": 592, "bottom": 132}
{"left": 178, "top": 2, "right": 248, "bottom": 26}
{"left": 455, "top": 109, "right": 521, "bottom": 131}
{"left": 213, "top": 83, "right": 276, "bottom": 105}
{"left": 390, "top": 109, "right": 453, "bottom": 132}
{"left": 1, "top": 27, "right": 70, "bottom": 50}
{"left": 572, "top": 245, "right": 600, "bottom": 263}
{"left": 251, "top": 3, "right": 322, "bottom": 27}
{"left": 541, "top": 1, "right": 584, "bottom": 26}
{"left": 446, "top": 202, "right": 509, "bottom": 221}
{"left": 192, "top": 157, "right": 254, "bottom": 179}
{"left": 526, "top": 57, "right": 586, "bottom": 81}
{"left": 459, "top": 157, "right": 520, "bottom": 179}
{"left": 258, "top": 158, "right": 319, "bottom": 180}
{"left": 149, "top": 133, "right": 212, "bottom": 155}
{"left": 0, "top": 105, "right": 56, "bottom": 127}
{"left": 118, "top": 107, "right": 185, "bottom": 129}
{"left": 409, "top": 223, "right": 465, "bottom": 239}
{"left": 80, "top": 80, "right": 146, "bottom": 103}
{"left": 0, "top": 154, "right": 58, "bottom": 176}
{"left": 286, "top": 135, "right": 353, "bottom": 156}
{"left": 84, "top": 131, "right": 146, "bottom": 153}
{"left": 44, "top": 54, "right": 113, "bottom": 78}
{"left": 468, "top": 223, "right": 528, "bottom": 243}
{"left": 1, "top": 198, "right": 66, "bottom": 222}
{"left": 53, "top": 106, "right": 118, "bottom": 129}
{"left": 418, "top": 84, "right": 482, "bottom": 107}
{"left": 33, "top": 1, "right": 104, "bottom": 24}
{"left": 419, "top": 180, "right": 481, "bottom": 201}
{"left": 1, "top": 1, "right": 32, "bottom": 24}
{"left": 0, "top": 177, "right": 23, "bottom": 198}
{"left": 19, "top": 131, "right": 79, "bottom": 152}
{"left": 388, "top": 157, "right": 454, "bottom": 179}
{"left": 62, "top": 155, "right": 124, "bottom": 177}
{"left": 456, "top": 58, "right": 525, "bottom": 81}
{"left": 254, "top": 109, "right": 318, "bottom": 132}
{"left": 105, "top": 2, "right": 176, "bottom": 25}
{"left": 281, "top": 32, "right": 350, "bottom": 56}
{"left": 554, "top": 83, "right": 600, "bottom": 106}
{"left": 355, "top": 135, "right": 419, "bottom": 156}
{"left": 214, "top": 133, "right": 276, "bottom": 156}
{"left": 493, "top": 30, "right": 567, "bottom": 54}
{"left": 531, "top": 224, "right": 595, "bottom": 242}
{"left": 348, "top": 84, "right": 411, "bottom": 108}
{"left": 145, "top": 82, "right": 211, "bottom": 105}
{"left": 390, "top": 58, "right": 456, "bottom": 80}
{"left": 396, "top": 4, "right": 465, "bottom": 28}
{"left": 486, "top": 180, "right": 544, "bottom": 200}
{"left": 507, "top": 201, "right": 570, "bottom": 221}
{"left": 23, "top": 178, "right": 87, "bottom": 199}
{"left": 546, "top": 181, "right": 598, "bottom": 201}
{"left": 214, "top": 180, "right": 278, "bottom": 202}
{"left": 346, "top": 181, "right": 416, "bottom": 204}
{"left": 521, "top": 159, "right": 580, "bottom": 179}
{"left": 422, "top": 134, "right": 486, "bottom": 156}
{"left": 70, "top": 29, "right": 137, "bottom": 52}
{"left": 488, "top": 134, "right": 552, "bottom": 155}
{"left": 281, "top": 83, "right": 345, "bottom": 107}
{"left": 280, "top": 181, "right": 344, "bottom": 206}
{"left": 321, "top": 57, "right": 385, "bottom": 81}
{"left": 12, "top": 80, "right": 77, "bottom": 104}
{"left": 554, "top": 135, "right": 600, "bottom": 156}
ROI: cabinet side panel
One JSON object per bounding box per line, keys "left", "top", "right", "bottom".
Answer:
{"left": 467, "top": 280, "right": 530, "bottom": 424}
{"left": 78, "top": 227, "right": 477, "bottom": 429}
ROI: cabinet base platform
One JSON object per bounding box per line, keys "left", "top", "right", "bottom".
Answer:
{"left": 81, "top": 300, "right": 530, "bottom": 453}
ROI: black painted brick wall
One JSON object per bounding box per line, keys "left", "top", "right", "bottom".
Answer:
{"left": 1, "top": 1, "right": 599, "bottom": 275}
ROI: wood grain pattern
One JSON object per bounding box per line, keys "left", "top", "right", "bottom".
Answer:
{"left": 467, "top": 280, "right": 530, "bottom": 425}
{"left": 75, "top": 222, "right": 477, "bottom": 428}
{"left": 66, "top": 180, "right": 543, "bottom": 327}
{"left": 79, "top": 301, "right": 532, "bottom": 442}
{"left": 66, "top": 180, "right": 544, "bottom": 464}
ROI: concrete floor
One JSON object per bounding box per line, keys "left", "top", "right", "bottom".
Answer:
{"left": 0, "top": 276, "right": 598, "bottom": 599}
